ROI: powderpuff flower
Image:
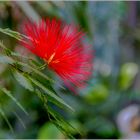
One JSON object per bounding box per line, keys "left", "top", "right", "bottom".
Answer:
{"left": 21, "top": 19, "right": 93, "bottom": 89}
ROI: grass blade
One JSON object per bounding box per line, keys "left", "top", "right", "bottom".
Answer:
{"left": 0, "top": 107, "right": 14, "bottom": 134}
{"left": 0, "top": 87, "right": 28, "bottom": 116}
{"left": 28, "top": 76, "right": 74, "bottom": 111}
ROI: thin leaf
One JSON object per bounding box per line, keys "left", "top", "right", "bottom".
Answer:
{"left": 0, "top": 107, "right": 14, "bottom": 134}
{"left": 13, "top": 71, "right": 34, "bottom": 92}
{"left": 35, "top": 89, "right": 48, "bottom": 105}
{"left": 0, "top": 28, "right": 30, "bottom": 41}
{"left": 0, "top": 28, "right": 22, "bottom": 40}
{"left": 0, "top": 87, "right": 28, "bottom": 115}
{"left": 47, "top": 106, "right": 75, "bottom": 138}
{"left": 28, "top": 76, "right": 74, "bottom": 111}
{"left": 48, "top": 106, "right": 78, "bottom": 134}
{"left": 35, "top": 89, "right": 67, "bottom": 110}
{"left": 36, "top": 92, "right": 75, "bottom": 139}
{"left": 34, "top": 90, "right": 75, "bottom": 138}
{"left": 13, "top": 111, "right": 26, "bottom": 129}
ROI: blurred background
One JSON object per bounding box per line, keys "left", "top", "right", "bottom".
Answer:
{"left": 0, "top": 1, "right": 140, "bottom": 139}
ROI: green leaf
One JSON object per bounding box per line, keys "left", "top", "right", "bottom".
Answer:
{"left": 0, "top": 28, "right": 23, "bottom": 40}
{"left": 0, "top": 107, "right": 14, "bottom": 134}
{"left": 119, "top": 62, "right": 139, "bottom": 90}
{"left": 35, "top": 90, "right": 74, "bottom": 138}
{"left": 85, "top": 84, "right": 109, "bottom": 104}
{"left": 38, "top": 122, "right": 65, "bottom": 139}
{"left": 47, "top": 106, "right": 75, "bottom": 138}
{"left": 35, "top": 88, "right": 68, "bottom": 111}
{"left": 13, "top": 71, "right": 34, "bottom": 92}
{"left": 0, "top": 87, "right": 28, "bottom": 115}
{"left": 13, "top": 111, "right": 26, "bottom": 129}
{"left": 35, "top": 90, "right": 75, "bottom": 138}
{"left": 28, "top": 76, "right": 74, "bottom": 111}
{"left": 0, "top": 40, "right": 32, "bottom": 60}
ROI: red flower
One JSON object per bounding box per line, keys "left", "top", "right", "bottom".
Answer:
{"left": 21, "top": 19, "right": 93, "bottom": 89}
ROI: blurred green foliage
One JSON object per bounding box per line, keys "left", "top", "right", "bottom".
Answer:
{"left": 38, "top": 122, "right": 65, "bottom": 139}
{"left": 0, "top": 1, "right": 139, "bottom": 139}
